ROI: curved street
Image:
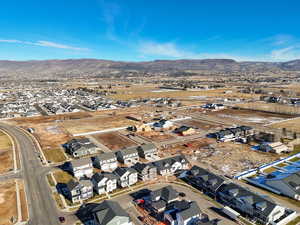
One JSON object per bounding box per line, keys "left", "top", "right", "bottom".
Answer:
{"left": 0, "top": 123, "right": 61, "bottom": 225}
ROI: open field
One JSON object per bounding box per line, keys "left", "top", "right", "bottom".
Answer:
{"left": 195, "top": 142, "right": 280, "bottom": 176}
{"left": 269, "top": 117, "right": 300, "bottom": 133}
{"left": 7, "top": 111, "right": 93, "bottom": 125}
{"left": 0, "top": 131, "right": 13, "bottom": 174}
{"left": 176, "top": 119, "right": 220, "bottom": 130}
{"left": 236, "top": 102, "right": 300, "bottom": 115}
{"left": 207, "top": 108, "right": 294, "bottom": 125}
{"left": 31, "top": 124, "right": 69, "bottom": 163}
{"left": 92, "top": 132, "right": 137, "bottom": 151}
{"left": 0, "top": 180, "right": 18, "bottom": 225}
{"left": 109, "top": 86, "right": 260, "bottom": 100}
{"left": 62, "top": 114, "right": 141, "bottom": 134}
{"left": 138, "top": 130, "right": 175, "bottom": 142}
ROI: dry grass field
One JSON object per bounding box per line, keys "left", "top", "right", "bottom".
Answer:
{"left": 92, "top": 132, "right": 137, "bottom": 151}
{"left": 236, "top": 102, "right": 300, "bottom": 115}
{"left": 269, "top": 117, "right": 300, "bottom": 133}
{"left": 208, "top": 108, "right": 294, "bottom": 125}
{"left": 109, "top": 87, "right": 259, "bottom": 101}
{"left": 53, "top": 170, "right": 73, "bottom": 184}
{"left": 0, "top": 180, "right": 18, "bottom": 225}
{"left": 62, "top": 114, "right": 140, "bottom": 134}
{"left": 31, "top": 124, "right": 69, "bottom": 163}
{"left": 0, "top": 131, "right": 13, "bottom": 175}
{"left": 177, "top": 119, "right": 220, "bottom": 130}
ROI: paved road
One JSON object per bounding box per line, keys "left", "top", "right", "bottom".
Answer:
{"left": 0, "top": 123, "right": 61, "bottom": 225}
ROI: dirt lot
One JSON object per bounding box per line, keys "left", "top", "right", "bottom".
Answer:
{"left": 8, "top": 111, "right": 93, "bottom": 125}
{"left": 0, "top": 131, "right": 13, "bottom": 174}
{"left": 207, "top": 108, "right": 294, "bottom": 125}
{"left": 92, "top": 132, "right": 137, "bottom": 151}
{"left": 161, "top": 138, "right": 215, "bottom": 157}
{"left": 194, "top": 142, "right": 280, "bottom": 177}
{"left": 177, "top": 119, "right": 221, "bottom": 130}
{"left": 0, "top": 180, "right": 18, "bottom": 225}
{"left": 138, "top": 130, "right": 175, "bottom": 142}
{"left": 62, "top": 107, "right": 155, "bottom": 134}
{"left": 31, "top": 124, "right": 69, "bottom": 163}
{"left": 269, "top": 117, "right": 300, "bottom": 133}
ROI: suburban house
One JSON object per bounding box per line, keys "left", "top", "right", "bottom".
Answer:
{"left": 70, "top": 158, "right": 93, "bottom": 179}
{"left": 148, "top": 185, "right": 180, "bottom": 214}
{"left": 259, "top": 142, "right": 291, "bottom": 154}
{"left": 64, "top": 138, "right": 99, "bottom": 157}
{"left": 131, "top": 123, "right": 152, "bottom": 132}
{"left": 91, "top": 172, "right": 118, "bottom": 195}
{"left": 153, "top": 119, "right": 174, "bottom": 130}
{"left": 65, "top": 179, "right": 93, "bottom": 203}
{"left": 116, "top": 147, "right": 139, "bottom": 165}
{"left": 264, "top": 171, "right": 300, "bottom": 200}
{"left": 152, "top": 155, "right": 189, "bottom": 176}
{"left": 132, "top": 162, "right": 158, "bottom": 181}
{"left": 202, "top": 103, "right": 224, "bottom": 110}
{"left": 187, "top": 166, "right": 227, "bottom": 198}
{"left": 164, "top": 201, "right": 203, "bottom": 225}
{"left": 137, "top": 143, "right": 158, "bottom": 160}
{"left": 113, "top": 167, "right": 138, "bottom": 188}
{"left": 208, "top": 126, "right": 253, "bottom": 142}
{"left": 76, "top": 200, "right": 133, "bottom": 225}
{"left": 217, "top": 182, "right": 291, "bottom": 225}
{"left": 183, "top": 166, "right": 297, "bottom": 225}
{"left": 174, "top": 126, "right": 196, "bottom": 136}
{"left": 93, "top": 152, "right": 118, "bottom": 171}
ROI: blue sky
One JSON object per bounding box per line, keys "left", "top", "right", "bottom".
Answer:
{"left": 0, "top": 0, "right": 300, "bottom": 61}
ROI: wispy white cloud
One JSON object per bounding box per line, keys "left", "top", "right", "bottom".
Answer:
{"left": 139, "top": 41, "right": 252, "bottom": 61}
{"left": 272, "top": 34, "right": 294, "bottom": 46}
{"left": 139, "top": 41, "right": 187, "bottom": 58}
{"left": 270, "top": 46, "right": 300, "bottom": 61}
{"left": 0, "top": 39, "right": 88, "bottom": 51}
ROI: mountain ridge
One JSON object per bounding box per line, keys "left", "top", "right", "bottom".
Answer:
{"left": 0, "top": 58, "right": 300, "bottom": 79}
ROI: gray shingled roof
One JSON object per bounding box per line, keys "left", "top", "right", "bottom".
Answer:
{"left": 177, "top": 201, "right": 201, "bottom": 221}
{"left": 71, "top": 157, "right": 92, "bottom": 167}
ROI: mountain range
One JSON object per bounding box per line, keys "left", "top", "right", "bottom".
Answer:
{"left": 0, "top": 58, "right": 300, "bottom": 79}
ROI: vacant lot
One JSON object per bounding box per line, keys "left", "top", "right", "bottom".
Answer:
{"left": 53, "top": 170, "right": 73, "bottom": 184}
{"left": 31, "top": 124, "right": 69, "bottom": 163}
{"left": 236, "top": 102, "right": 300, "bottom": 115}
{"left": 92, "top": 132, "right": 136, "bottom": 151}
{"left": 109, "top": 86, "right": 258, "bottom": 101}
{"left": 0, "top": 180, "right": 18, "bottom": 225}
{"left": 208, "top": 108, "right": 294, "bottom": 125}
{"left": 0, "top": 131, "right": 13, "bottom": 174}
{"left": 195, "top": 142, "right": 280, "bottom": 176}
{"left": 177, "top": 119, "right": 220, "bottom": 130}
{"left": 269, "top": 117, "right": 300, "bottom": 133}
{"left": 62, "top": 113, "right": 142, "bottom": 134}
{"left": 138, "top": 131, "right": 175, "bottom": 142}
{"left": 8, "top": 111, "right": 93, "bottom": 125}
